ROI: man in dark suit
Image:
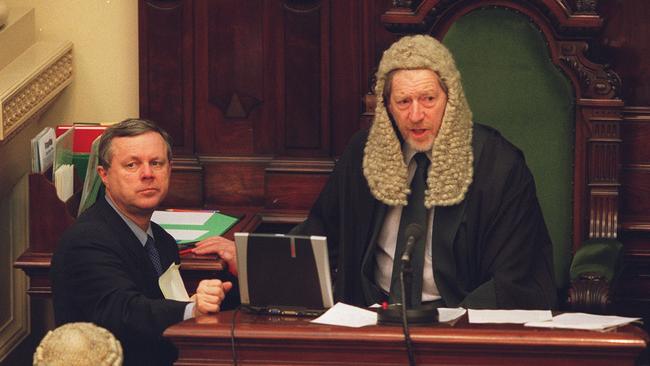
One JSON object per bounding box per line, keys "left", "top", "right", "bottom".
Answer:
{"left": 51, "top": 119, "right": 233, "bottom": 365}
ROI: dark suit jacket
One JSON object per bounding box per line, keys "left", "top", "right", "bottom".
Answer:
{"left": 294, "top": 124, "right": 558, "bottom": 310}
{"left": 51, "top": 196, "right": 188, "bottom": 365}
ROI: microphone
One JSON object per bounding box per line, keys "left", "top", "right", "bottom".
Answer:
{"left": 400, "top": 223, "right": 424, "bottom": 310}
{"left": 377, "top": 220, "right": 438, "bottom": 323}
{"left": 400, "top": 223, "right": 425, "bottom": 264}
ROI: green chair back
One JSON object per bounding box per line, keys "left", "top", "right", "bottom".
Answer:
{"left": 443, "top": 7, "right": 574, "bottom": 287}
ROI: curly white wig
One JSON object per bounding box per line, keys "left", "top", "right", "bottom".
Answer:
{"left": 363, "top": 34, "right": 473, "bottom": 207}
{"left": 33, "top": 322, "right": 123, "bottom": 366}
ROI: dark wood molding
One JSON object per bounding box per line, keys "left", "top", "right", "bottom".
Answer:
{"left": 381, "top": 0, "right": 603, "bottom": 35}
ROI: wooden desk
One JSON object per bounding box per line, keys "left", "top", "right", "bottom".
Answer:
{"left": 164, "top": 310, "right": 648, "bottom": 366}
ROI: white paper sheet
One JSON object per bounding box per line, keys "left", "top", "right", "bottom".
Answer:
{"left": 524, "top": 312, "right": 641, "bottom": 331}
{"left": 311, "top": 302, "right": 378, "bottom": 328}
{"left": 158, "top": 263, "right": 190, "bottom": 301}
{"left": 438, "top": 308, "right": 467, "bottom": 323}
{"left": 468, "top": 309, "right": 553, "bottom": 324}
{"left": 163, "top": 229, "right": 209, "bottom": 241}
{"left": 151, "top": 210, "right": 213, "bottom": 226}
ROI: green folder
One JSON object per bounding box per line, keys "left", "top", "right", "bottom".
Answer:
{"left": 157, "top": 212, "right": 240, "bottom": 245}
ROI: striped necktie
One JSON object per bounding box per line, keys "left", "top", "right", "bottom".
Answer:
{"left": 145, "top": 235, "right": 163, "bottom": 277}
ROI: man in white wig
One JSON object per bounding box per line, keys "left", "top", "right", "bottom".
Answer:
{"left": 293, "top": 35, "right": 557, "bottom": 309}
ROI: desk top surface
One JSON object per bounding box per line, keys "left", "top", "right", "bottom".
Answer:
{"left": 165, "top": 309, "right": 648, "bottom": 351}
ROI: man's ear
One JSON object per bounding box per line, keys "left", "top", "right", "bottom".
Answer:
{"left": 97, "top": 165, "right": 109, "bottom": 185}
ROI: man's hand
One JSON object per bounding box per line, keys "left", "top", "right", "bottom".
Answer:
{"left": 191, "top": 279, "right": 233, "bottom": 317}
{"left": 192, "top": 236, "right": 238, "bottom": 276}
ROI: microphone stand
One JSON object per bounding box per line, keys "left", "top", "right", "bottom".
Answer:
{"left": 376, "top": 227, "right": 439, "bottom": 365}
{"left": 400, "top": 257, "right": 416, "bottom": 366}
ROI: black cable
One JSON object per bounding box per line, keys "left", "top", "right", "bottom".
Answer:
{"left": 400, "top": 270, "right": 416, "bottom": 366}
{"left": 230, "top": 306, "right": 241, "bottom": 366}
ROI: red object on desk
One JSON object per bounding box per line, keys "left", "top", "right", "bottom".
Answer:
{"left": 179, "top": 248, "right": 194, "bottom": 256}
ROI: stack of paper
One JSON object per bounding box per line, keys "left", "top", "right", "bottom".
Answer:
{"left": 468, "top": 309, "right": 552, "bottom": 324}
{"left": 54, "top": 164, "right": 74, "bottom": 201}
{"left": 312, "top": 304, "right": 467, "bottom": 328}
{"left": 524, "top": 313, "right": 641, "bottom": 331}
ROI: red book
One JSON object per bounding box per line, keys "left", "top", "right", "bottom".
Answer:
{"left": 55, "top": 123, "right": 108, "bottom": 153}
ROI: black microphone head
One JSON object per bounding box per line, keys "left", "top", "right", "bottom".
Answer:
{"left": 405, "top": 223, "right": 424, "bottom": 240}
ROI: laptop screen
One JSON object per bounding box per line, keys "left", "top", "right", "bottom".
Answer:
{"left": 234, "top": 233, "right": 334, "bottom": 315}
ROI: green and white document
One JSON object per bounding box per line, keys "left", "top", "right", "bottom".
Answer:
{"left": 151, "top": 210, "right": 240, "bottom": 245}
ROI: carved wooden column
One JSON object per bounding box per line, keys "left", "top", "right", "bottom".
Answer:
{"left": 558, "top": 40, "right": 623, "bottom": 241}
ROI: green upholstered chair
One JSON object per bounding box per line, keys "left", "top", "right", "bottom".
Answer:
{"left": 442, "top": 7, "right": 622, "bottom": 312}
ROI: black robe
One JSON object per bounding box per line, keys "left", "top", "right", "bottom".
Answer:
{"left": 294, "top": 124, "right": 557, "bottom": 309}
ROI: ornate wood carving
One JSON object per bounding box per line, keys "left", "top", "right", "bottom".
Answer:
{"left": 1, "top": 46, "right": 73, "bottom": 141}
{"left": 381, "top": 0, "right": 604, "bottom": 35}
{"left": 568, "top": 273, "right": 612, "bottom": 314}
{"left": 558, "top": 41, "right": 621, "bottom": 99}
{"left": 580, "top": 102, "right": 623, "bottom": 240}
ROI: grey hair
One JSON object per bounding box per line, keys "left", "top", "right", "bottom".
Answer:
{"left": 98, "top": 118, "right": 173, "bottom": 169}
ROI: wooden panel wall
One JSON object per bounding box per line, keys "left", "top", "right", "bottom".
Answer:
{"left": 597, "top": 0, "right": 650, "bottom": 319}
{"left": 139, "top": 0, "right": 650, "bottom": 316}
{"left": 139, "top": 0, "right": 194, "bottom": 154}
{"left": 140, "top": 0, "right": 397, "bottom": 217}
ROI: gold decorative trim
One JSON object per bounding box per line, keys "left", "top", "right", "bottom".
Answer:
{"left": 0, "top": 44, "right": 73, "bottom": 141}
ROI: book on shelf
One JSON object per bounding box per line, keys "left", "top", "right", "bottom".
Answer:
{"left": 53, "top": 127, "right": 74, "bottom": 202}
{"left": 30, "top": 123, "right": 108, "bottom": 214}
{"left": 77, "top": 134, "right": 103, "bottom": 216}
{"left": 54, "top": 123, "right": 108, "bottom": 215}
{"left": 55, "top": 123, "right": 108, "bottom": 181}
{"left": 31, "top": 127, "right": 56, "bottom": 173}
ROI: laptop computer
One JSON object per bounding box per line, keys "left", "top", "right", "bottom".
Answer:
{"left": 234, "top": 233, "right": 334, "bottom": 316}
